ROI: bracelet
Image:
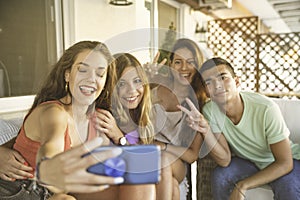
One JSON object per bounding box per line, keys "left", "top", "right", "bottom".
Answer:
{"left": 162, "top": 143, "right": 168, "bottom": 151}
{"left": 234, "top": 183, "right": 246, "bottom": 198}
{"left": 35, "top": 157, "right": 50, "bottom": 185}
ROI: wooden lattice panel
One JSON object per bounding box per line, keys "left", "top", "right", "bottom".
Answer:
{"left": 257, "top": 32, "right": 300, "bottom": 98}
{"left": 207, "top": 16, "right": 259, "bottom": 91}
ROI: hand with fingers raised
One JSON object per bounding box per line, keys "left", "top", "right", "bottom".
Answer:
{"left": 177, "top": 98, "right": 210, "bottom": 136}
{"left": 143, "top": 51, "right": 167, "bottom": 78}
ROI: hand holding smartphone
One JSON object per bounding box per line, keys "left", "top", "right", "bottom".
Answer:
{"left": 86, "top": 145, "right": 161, "bottom": 184}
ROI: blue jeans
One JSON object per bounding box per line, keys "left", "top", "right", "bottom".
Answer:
{"left": 211, "top": 157, "right": 300, "bottom": 200}
{"left": 0, "top": 179, "right": 52, "bottom": 200}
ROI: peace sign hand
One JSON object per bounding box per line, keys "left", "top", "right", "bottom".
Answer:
{"left": 143, "top": 51, "right": 167, "bottom": 78}
{"left": 177, "top": 98, "right": 210, "bottom": 135}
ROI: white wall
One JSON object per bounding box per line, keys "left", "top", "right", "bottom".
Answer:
{"left": 65, "top": 0, "right": 150, "bottom": 62}
{"left": 62, "top": 0, "right": 214, "bottom": 61}
{"left": 73, "top": 0, "right": 150, "bottom": 42}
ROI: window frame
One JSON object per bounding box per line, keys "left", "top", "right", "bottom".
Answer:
{"left": 0, "top": 0, "right": 64, "bottom": 119}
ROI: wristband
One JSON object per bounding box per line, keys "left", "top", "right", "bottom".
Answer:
{"left": 162, "top": 143, "right": 168, "bottom": 151}
{"left": 35, "top": 157, "right": 50, "bottom": 185}
{"left": 234, "top": 183, "right": 246, "bottom": 198}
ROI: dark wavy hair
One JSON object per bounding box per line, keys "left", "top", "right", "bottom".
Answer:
{"left": 29, "top": 41, "right": 116, "bottom": 112}
{"left": 169, "top": 38, "right": 207, "bottom": 111}
{"left": 199, "top": 57, "right": 236, "bottom": 77}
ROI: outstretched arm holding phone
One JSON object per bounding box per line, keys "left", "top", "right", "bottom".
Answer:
{"left": 38, "top": 137, "right": 124, "bottom": 193}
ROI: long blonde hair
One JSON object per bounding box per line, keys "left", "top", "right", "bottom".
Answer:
{"left": 112, "top": 53, "right": 154, "bottom": 144}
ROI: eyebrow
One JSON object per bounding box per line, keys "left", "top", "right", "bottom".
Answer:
{"left": 76, "top": 62, "right": 89, "bottom": 66}
{"left": 217, "top": 72, "right": 228, "bottom": 77}
{"left": 77, "top": 62, "right": 106, "bottom": 69}
{"left": 204, "top": 72, "right": 228, "bottom": 82}
{"left": 174, "top": 58, "right": 195, "bottom": 61}
{"left": 120, "top": 75, "right": 140, "bottom": 81}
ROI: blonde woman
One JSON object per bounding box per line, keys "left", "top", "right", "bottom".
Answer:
{"left": 75, "top": 53, "right": 157, "bottom": 200}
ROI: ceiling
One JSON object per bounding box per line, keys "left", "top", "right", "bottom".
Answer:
{"left": 236, "top": 0, "right": 300, "bottom": 33}
{"left": 176, "top": 0, "right": 300, "bottom": 33}
{"left": 267, "top": 0, "right": 300, "bottom": 32}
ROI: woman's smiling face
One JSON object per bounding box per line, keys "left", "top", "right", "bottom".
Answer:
{"left": 170, "top": 47, "right": 197, "bottom": 85}
{"left": 117, "top": 66, "right": 144, "bottom": 110}
{"left": 65, "top": 49, "right": 108, "bottom": 106}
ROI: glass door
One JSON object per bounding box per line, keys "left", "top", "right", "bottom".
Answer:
{"left": 0, "top": 0, "right": 60, "bottom": 97}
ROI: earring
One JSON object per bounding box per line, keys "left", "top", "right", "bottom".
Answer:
{"left": 65, "top": 82, "right": 69, "bottom": 92}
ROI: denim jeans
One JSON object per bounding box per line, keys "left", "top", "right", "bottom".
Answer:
{"left": 211, "top": 157, "right": 300, "bottom": 200}
{"left": 0, "top": 179, "right": 52, "bottom": 200}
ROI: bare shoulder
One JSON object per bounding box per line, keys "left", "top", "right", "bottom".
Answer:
{"left": 38, "top": 103, "right": 69, "bottom": 125}
{"left": 25, "top": 102, "right": 69, "bottom": 140}
{"left": 39, "top": 102, "right": 66, "bottom": 115}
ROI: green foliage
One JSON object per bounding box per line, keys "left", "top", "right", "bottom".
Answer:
{"left": 158, "top": 22, "right": 177, "bottom": 75}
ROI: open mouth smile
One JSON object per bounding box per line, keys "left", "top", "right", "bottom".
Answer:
{"left": 123, "top": 95, "right": 139, "bottom": 103}
{"left": 79, "top": 85, "right": 96, "bottom": 95}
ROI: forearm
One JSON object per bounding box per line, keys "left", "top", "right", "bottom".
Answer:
{"left": 165, "top": 133, "right": 203, "bottom": 164}
{"left": 36, "top": 141, "right": 66, "bottom": 193}
{"left": 176, "top": 101, "right": 231, "bottom": 166}
{"left": 165, "top": 144, "right": 198, "bottom": 164}
{"left": 202, "top": 130, "right": 231, "bottom": 166}
{"left": 238, "top": 160, "right": 293, "bottom": 190}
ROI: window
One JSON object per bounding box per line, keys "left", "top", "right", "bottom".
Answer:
{"left": 158, "top": 0, "right": 180, "bottom": 44}
{"left": 0, "top": 0, "right": 60, "bottom": 98}
{"left": 0, "top": 0, "right": 62, "bottom": 118}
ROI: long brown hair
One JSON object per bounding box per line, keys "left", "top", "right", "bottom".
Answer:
{"left": 30, "top": 41, "right": 116, "bottom": 112}
{"left": 112, "top": 53, "right": 154, "bottom": 144}
{"left": 169, "top": 38, "right": 207, "bottom": 111}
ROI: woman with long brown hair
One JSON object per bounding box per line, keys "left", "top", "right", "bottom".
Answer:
{"left": 0, "top": 41, "right": 122, "bottom": 199}
{"left": 148, "top": 38, "right": 208, "bottom": 200}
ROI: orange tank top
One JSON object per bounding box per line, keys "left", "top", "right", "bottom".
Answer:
{"left": 13, "top": 101, "right": 97, "bottom": 173}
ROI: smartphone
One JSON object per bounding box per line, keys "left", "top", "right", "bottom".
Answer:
{"left": 86, "top": 145, "right": 161, "bottom": 184}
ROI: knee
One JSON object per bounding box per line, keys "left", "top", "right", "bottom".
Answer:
{"left": 161, "top": 164, "right": 172, "bottom": 179}
{"left": 270, "top": 171, "right": 300, "bottom": 199}
{"left": 211, "top": 165, "right": 237, "bottom": 191}
{"left": 50, "top": 194, "right": 76, "bottom": 200}
{"left": 272, "top": 174, "right": 299, "bottom": 191}
{"left": 64, "top": 195, "right": 76, "bottom": 200}
{"left": 161, "top": 152, "right": 174, "bottom": 168}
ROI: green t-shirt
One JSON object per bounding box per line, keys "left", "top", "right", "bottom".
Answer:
{"left": 203, "top": 92, "right": 300, "bottom": 169}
